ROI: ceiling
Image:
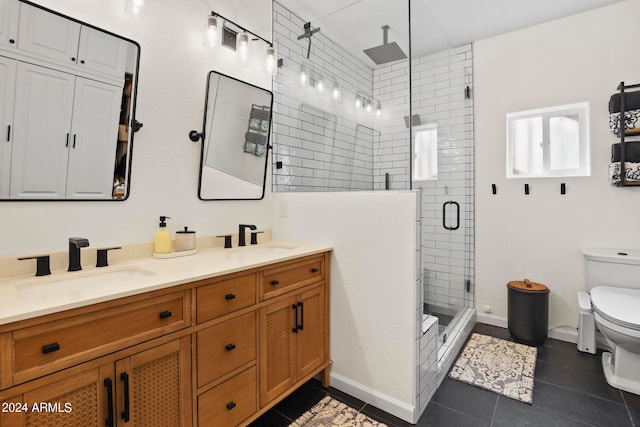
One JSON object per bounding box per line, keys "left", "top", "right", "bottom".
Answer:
{"left": 276, "top": 0, "right": 625, "bottom": 68}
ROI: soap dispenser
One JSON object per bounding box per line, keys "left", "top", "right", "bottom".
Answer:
{"left": 154, "top": 216, "right": 172, "bottom": 254}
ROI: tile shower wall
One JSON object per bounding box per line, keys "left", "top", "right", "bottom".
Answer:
{"left": 272, "top": 1, "right": 378, "bottom": 192}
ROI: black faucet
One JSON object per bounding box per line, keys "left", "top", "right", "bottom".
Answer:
{"left": 68, "top": 237, "right": 90, "bottom": 272}
{"left": 238, "top": 224, "right": 257, "bottom": 247}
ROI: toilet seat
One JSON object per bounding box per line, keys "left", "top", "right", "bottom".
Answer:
{"left": 591, "top": 286, "right": 640, "bottom": 331}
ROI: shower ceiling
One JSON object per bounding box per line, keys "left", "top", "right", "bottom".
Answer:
{"left": 277, "top": 0, "right": 626, "bottom": 67}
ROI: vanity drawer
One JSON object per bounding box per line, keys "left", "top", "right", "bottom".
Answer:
{"left": 260, "top": 256, "right": 324, "bottom": 300}
{"left": 196, "top": 274, "right": 256, "bottom": 323}
{"left": 12, "top": 291, "right": 187, "bottom": 384}
{"left": 198, "top": 366, "right": 257, "bottom": 427}
{"left": 197, "top": 311, "right": 256, "bottom": 387}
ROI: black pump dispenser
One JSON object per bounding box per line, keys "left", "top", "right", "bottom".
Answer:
{"left": 159, "top": 216, "right": 171, "bottom": 227}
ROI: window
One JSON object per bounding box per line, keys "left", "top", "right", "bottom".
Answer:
{"left": 506, "top": 102, "right": 590, "bottom": 178}
{"left": 413, "top": 124, "right": 438, "bottom": 181}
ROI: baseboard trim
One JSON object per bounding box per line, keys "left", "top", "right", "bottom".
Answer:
{"left": 329, "top": 372, "right": 416, "bottom": 423}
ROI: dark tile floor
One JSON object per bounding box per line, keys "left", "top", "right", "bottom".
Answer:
{"left": 250, "top": 323, "right": 640, "bottom": 426}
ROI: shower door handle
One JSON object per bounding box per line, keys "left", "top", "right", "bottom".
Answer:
{"left": 442, "top": 201, "right": 460, "bottom": 231}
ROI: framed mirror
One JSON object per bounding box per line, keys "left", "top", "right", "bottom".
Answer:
{"left": 193, "top": 71, "right": 273, "bottom": 200}
{"left": 0, "top": 0, "right": 140, "bottom": 201}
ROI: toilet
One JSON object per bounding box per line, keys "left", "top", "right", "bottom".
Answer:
{"left": 578, "top": 249, "right": 640, "bottom": 395}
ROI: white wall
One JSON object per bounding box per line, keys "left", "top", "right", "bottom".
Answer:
{"left": 475, "top": 0, "right": 640, "bottom": 330}
{"left": 1, "top": 0, "right": 273, "bottom": 257}
{"left": 271, "top": 191, "right": 418, "bottom": 421}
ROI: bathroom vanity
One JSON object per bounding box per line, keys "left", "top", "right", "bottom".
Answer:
{"left": 0, "top": 242, "right": 331, "bottom": 426}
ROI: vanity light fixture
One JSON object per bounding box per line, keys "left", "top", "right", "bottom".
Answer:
{"left": 206, "top": 11, "right": 276, "bottom": 72}
{"left": 204, "top": 15, "right": 219, "bottom": 48}
{"left": 124, "top": 0, "right": 145, "bottom": 16}
{"left": 236, "top": 32, "right": 250, "bottom": 63}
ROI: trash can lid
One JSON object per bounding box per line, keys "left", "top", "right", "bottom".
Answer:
{"left": 507, "top": 279, "right": 549, "bottom": 292}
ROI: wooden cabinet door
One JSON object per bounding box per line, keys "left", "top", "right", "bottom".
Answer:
{"left": 0, "top": 362, "right": 113, "bottom": 427}
{"left": 115, "top": 336, "right": 191, "bottom": 427}
{"left": 297, "top": 285, "right": 325, "bottom": 379}
{"left": 259, "top": 296, "right": 296, "bottom": 407}
{"left": 0, "top": 0, "right": 19, "bottom": 49}
{"left": 0, "top": 55, "right": 15, "bottom": 198}
{"left": 66, "top": 77, "right": 121, "bottom": 199}
{"left": 10, "top": 62, "right": 74, "bottom": 199}
{"left": 17, "top": 2, "right": 80, "bottom": 66}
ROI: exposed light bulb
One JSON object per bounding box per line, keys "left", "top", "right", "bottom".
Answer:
{"left": 365, "top": 99, "right": 372, "bottom": 113}
{"left": 236, "top": 33, "right": 250, "bottom": 63}
{"left": 355, "top": 96, "right": 362, "bottom": 109}
{"left": 376, "top": 101, "right": 382, "bottom": 117}
{"left": 332, "top": 85, "right": 340, "bottom": 101}
{"left": 300, "top": 67, "right": 308, "bottom": 86}
{"left": 204, "top": 16, "right": 218, "bottom": 48}
{"left": 317, "top": 77, "right": 325, "bottom": 93}
{"left": 265, "top": 47, "right": 277, "bottom": 75}
{"left": 125, "top": 0, "right": 145, "bottom": 16}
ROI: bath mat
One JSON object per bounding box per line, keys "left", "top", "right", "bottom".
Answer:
{"left": 449, "top": 333, "right": 537, "bottom": 404}
{"left": 289, "top": 396, "right": 387, "bottom": 427}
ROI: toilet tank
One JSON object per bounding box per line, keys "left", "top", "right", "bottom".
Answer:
{"left": 583, "top": 249, "right": 640, "bottom": 291}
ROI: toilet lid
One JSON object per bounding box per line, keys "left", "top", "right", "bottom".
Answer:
{"left": 591, "top": 286, "right": 640, "bottom": 330}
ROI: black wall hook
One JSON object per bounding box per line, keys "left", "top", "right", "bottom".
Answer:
{"left": 561, "top": 183, "right": 566, "bottom": 195}
{"left": 524, "top": 183, "right": 530, "bottom": 195}
{"left": 189, "top": 130, "right": 204, "bottom": 142}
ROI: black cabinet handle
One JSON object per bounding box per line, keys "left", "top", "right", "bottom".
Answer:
{"left": 159, "top": 310, "right": 172, "bottom": 319}
{"left": 6, "top": 125, "right": 10, "bottom": 142}
{"left": 298, "top": 301, "right": 304, "bottom": 331}
{"left": 225, "top": 343, "right": 236, "bottom": 351}
{"left": 271, "top": 280, "right": 280, "bottom": 286}
{"left": 72, "top": 134, "right": 77, "bottom": 148}
{"left": 226, "top": 401, "right": 237, "bottom": 411}
{"left": 292, "top": 304, "right": 299, "bottom": 333}
{"left": 65, "top": 133, "right": 70, "bottom": 147}
{"left": 120, "top": 372, "right": 130, "bottom": 422}
{"left": 311, "top": 268, "right": 319, "bottom": 273}
{"left": 42, "top": 343, "right": 60, "bottom": 354}
{"left": 225, "top": 293, "right": 236, "bottom": 300}
{"left": 104, "top": 378, "right": 114, "bottom": 427}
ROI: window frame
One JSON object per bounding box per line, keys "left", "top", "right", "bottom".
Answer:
{"left": 506, "top": 102, "right": 590, "bottom": 178}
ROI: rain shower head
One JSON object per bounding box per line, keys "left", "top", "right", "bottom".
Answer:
{"left": 363, "top": 25, "right": 407, "bottom": 65}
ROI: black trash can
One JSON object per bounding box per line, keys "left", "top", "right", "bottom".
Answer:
{"left": 507, "top": 279, "right": 550, "bottom": 346}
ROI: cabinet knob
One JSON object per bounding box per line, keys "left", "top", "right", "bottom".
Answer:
{"left": 71, "top": 57, "right": 76, "bottom": 62}
{"left": 225, "top": 293, "right": 236, "bottom": 300}
{"left": 159, "top": 311, "right": 172, "bottom": 319}
{"left": 311, "top": 268, "right": 319, "bottom": 273}
{"left": 80, "top": 59, "right": 85, "bottom": 64}
{"left": 226, "top": 401, "right": 237, "bottom": 411}
{"left": 9, "top": 39, "right": 15, "bottom": 44}
{"left": 225, "top": 343, "right": 236, "bottom": 351}
{"left": 270, "top": 280, "right": 280, "bottom": 286}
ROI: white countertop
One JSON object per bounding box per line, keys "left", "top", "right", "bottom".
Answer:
{"left": 0, "top": 241, "right": 332, "bottom": 326}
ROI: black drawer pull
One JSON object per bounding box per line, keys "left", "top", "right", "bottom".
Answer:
{"left": 225, "top": 293, "right": 236, "bottom": 300}
{"left": 159, "top": 310, "right": 172, "bottom": 319}
{"left": 226, "top": 401, "right": 237, "bottom": 411}
{"left": 120, "top": 372, "right": 130, "bottom": 422}
{"left": 311, "top": 268, "right": 319, "bottom": 273}
{"left": 225, "top": 343, "right": 236, "bottom": 351}
{"left": 42, "top": 343, "right": 60, "bottom": 354}
{"left": 104, "top": 378, "right": 114, "bottom": 427}
{"left": 270, "top": 280, "right": 280, "bottom": 286}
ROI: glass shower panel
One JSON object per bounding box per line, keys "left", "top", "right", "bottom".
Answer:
{"left": 410, "top": 0, "right": 475, "bottom": 344}
{"left": 271, "top": 0, "right": 409, "bottom": 192}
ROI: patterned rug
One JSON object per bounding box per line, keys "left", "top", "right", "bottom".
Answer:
{"left": 449, "top": 333, "right": 537, "bottom": 404}
{"left": 289, "top": 396, "right": 388, "bottom": 427}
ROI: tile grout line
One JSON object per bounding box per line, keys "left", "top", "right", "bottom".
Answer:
{"left": 489, "top": 395, "right": 499, "bottom": 427}
{"left": 620, "top": 390, "right": 637, "bottom": 427}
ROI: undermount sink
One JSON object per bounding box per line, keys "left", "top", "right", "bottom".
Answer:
{"left": 14, "top": 266, "right": 155, "bottom": 299}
